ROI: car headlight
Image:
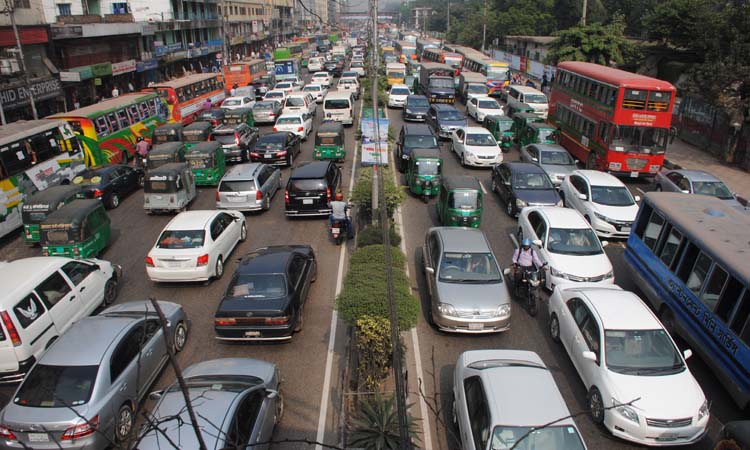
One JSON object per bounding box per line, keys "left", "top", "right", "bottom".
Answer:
{"left": 604, "top": 270, "right": 614, "bottom": 279}
{"left": 594, "top": 212, "right": 609, "bottom": 222}
{"left": 698, "top": 400, "right": 709, "bottom": 421}
{"left": 516, "top": 198, "right": 527, "bottom": 208}
{"left": 495, "top": 304, "right": 511, "bottom": 317}
{"left": 550, "top": 266, "right": 569, "bottom": 279}
{"left": 440, "top": 125, "right": 449, "bottom": 131}
{"left": 437, "top": 303, "right": 457, "bottom": 317}
{"left": 613, "top": 398, "right": 640, "bottom": 423}
{"left": 405, "top": 109, "right": 413, "bottom": 114}
{"left": 415, "top": 178, "right": 423, "bottom": 185}
{"left": 556, "top": 199, "right": 564, "bottom": 207}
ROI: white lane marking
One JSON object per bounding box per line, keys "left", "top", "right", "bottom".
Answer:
{"left": 509, "top": 233, "right": 520, "bottom": 249}
{"left": 636, "top": 187, "right": 646, "bottom": 195}
{"left": 315, "top": 98, "right": 363, "bottom": 450}
{"left": 479, "top": 180, "right": 488, "bottom": 194}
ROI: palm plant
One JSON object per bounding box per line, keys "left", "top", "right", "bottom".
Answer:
{"left": 348, "top": 393, "right": 419, "bottom": 450}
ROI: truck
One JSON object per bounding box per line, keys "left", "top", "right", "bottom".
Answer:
{"left": 274, "top": 58, "right": 298, "bottom": 76}
{"left": 458, "top": 72, "right": 488, "bottom": 103}
{"left": 419, "top": 62, "right": 456, "bottom": 104}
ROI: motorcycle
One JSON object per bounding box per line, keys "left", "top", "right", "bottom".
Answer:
{"left": 330, "top": 218, "right": 348, "bottom": 245}
{"left": 505, "top": 264, "right": 546, "bottom": 316}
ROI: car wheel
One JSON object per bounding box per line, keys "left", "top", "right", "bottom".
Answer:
{"left": 137, "top": 174, "right": 145, "bottom": 189}
{"left": 491, "top": 178, "right": 497, "bottom": 193}
{"left": 655, "top": 184, "right": 662, "bottom": 192}
{"left": 214, "top": 256, "right": 224, "bottom": 280}
{"left": 287, "top": 151, "right": 294, "bottom": 167}
{"left": 263, "top": 195, "right": 271, "bottom": 211}
{"left": 588, "top": 387, "right": 605, "bottom": 424}
{"left": 274, "top": 389, "right": 285, "bottom": 425}
{"left": 115, "top": 403, "right": 134, "bottom": 442}
{"left": 173, "top": 321, "right": 188, "bottom": 353}
{"left": 506, "top": 200, "right": 514, "bottom": 217}
{"left": 103, "top": 277, "right": 118, "bottom": 306}
{"left": 294, "top": 307, "right": 304, "bottom": 332}
{"left": 109, "top": 193, "right": 120, "bottom": 209}
{"left": 549, "top": 314, "right": 561, "bottom": 343}
{"left": 239, "top": 222, "right": 247, "bottom": 242}
{"left": 460, "top": 153, "right": 466, "bottom": 167}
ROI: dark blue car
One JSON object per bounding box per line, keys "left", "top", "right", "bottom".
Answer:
{"left": 491, "top": 162, "right": 562, "bottom": 217}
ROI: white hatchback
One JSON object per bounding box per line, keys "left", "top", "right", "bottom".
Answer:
{"left": 221, "top": 95, "right": 255, "bottom": 110}
{"left": 387, "top": 84, "right": 411, "bottom": 108}
{"left": 311, "top": 71, "right": 332, "bottom": 88}
{"left": 450, "top": 126, "right": 502, "bottom": 167}
{"left": 548, "top": 284, "right": 709, "bottom": 446}
{"left": 466, "top": 95, "right": 503, "bottom": 123}
{"left": 146, "top": 210, "right": 246, "bottom": 283}
{"left": 274, "top": 112, "right": 313, "bottom": 140}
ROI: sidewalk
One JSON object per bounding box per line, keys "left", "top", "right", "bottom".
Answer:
{"left": 664, "top": 138, "right": 750, "bottom": 204}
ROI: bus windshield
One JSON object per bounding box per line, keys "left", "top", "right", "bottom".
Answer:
{"left": 486, "top": 66, "right": 508, "bottom": 81}
{"left": 611, "top": 125, "right": 668, "bottom": 154}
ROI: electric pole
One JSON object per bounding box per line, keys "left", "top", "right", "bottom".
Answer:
{"left": 481, "top": 0, "right": 487, "bottom": 53}
{"left": 581, "top": 0, "right": 587, "bottom": 25}
{"left": 5, "top": 0, "right": 37, "bottom": 119}
{"left": 446, "top": 2, "right": 450, "bottom": 36}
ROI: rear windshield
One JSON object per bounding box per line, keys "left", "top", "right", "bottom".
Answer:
{"left": 438, "top": 110, "right": 465, "bottom": 121}
{"left": 255, "top": 102, "right": 276, "bottom": 110}
{"left": 325, "top": 99, "right": 350, "bottom": 109}
{"left": 157, "top": 230, "right": 205, "bottom": 249}
{"left": 227, "top": 274, "right": 287, "bottom": 299}
{"left": 14, "top": 364, "right": 98, "bottom": 407}
{"left": 255, "top": 140, "right": 284, "bottom": 150}
{"left": 391, "top": 88, "right": 410, "bottom": 95}
{"left": 44, "top": 229, "right": 73, "bottom": 243}
{"left": 277, "top": 117, "right": 301, "bottom": 125}
{"left": 211, "top": 133, "right": 237, "bottom": 145}
{"left": 219, "top": 180, "right": 257, "bottom": 192}
{"left": 145, "top": 180, "right": 176, "bottom": 193}
{"left": 289, "top": 179, "right": 326, "bottom": 192}
{"left": 22, "top": 210, "right": 49, "bottom": 223}
{"left": 286, "top": 98, "right": 305, "bottom": 107}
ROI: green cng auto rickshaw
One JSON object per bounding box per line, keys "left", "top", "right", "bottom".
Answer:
{"left": 406, "top": 148, "right": 442, "bottom": 202}
{"left": 314, "top": 122, "right": 346, "bottom": 161}
{"left": 185, "top": 141, "right": 226, "bottom": 186}
{"left": 22, "top": 184, "right": 81, "bottom": 245}
{"left": 484, "top": 114, "right": 515, "bottom": 153}
{"left": 516, "top": 121, "right": 559, "bottom": 147}
{"left": 436, "top": 176, "right": 483, "bottom": 228}
{"left": 511, "top": 112, "right": 544, "bottom": 139}
{"left": 222, "top": 107, "right": 255, "bottom": 128}
{"left": 40, "top": 199, "right": 110, "bottom": 259}
{"left": 143, "top": 163, "right": 197, "bottom": 214}
{"left": 506, "top": 99, "right": 536, "bottom": 118}
{"left": 182, "top": 121, "right": 214, "bottom": 150}
{"left": 147, "top": 142, "right": 186, "bottom": 170}
{"left": 152, "top": 123, "right": 184, "bottom": 144}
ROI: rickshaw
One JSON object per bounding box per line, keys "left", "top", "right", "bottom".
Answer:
{"left": 436, "top": 176, "right": 483, "bottom": 228}
{"left": 405, "top": 148, "right": 442, "bottom": 203}
{"left": 222, "top": 106, "right": 255, "bottom": 128}
{"left": 313, "top": 122, "right": 346, "bottom": 161}
{"left": 147, "top": 142, "right": 186, "bottom": 170}
{"left": 511, "top": 112, "right": 544, "bottom": 139}
{"left": 185, "top": 141, "right": 226, "bottom": 186}
{"left": 506, "top": 99, "right": 536, "bottom": 118}
{"left": 22, "top": 184, "right": 81, "bottom": 245}
{"left": 151, "top": 123, "right": 184, "bottom": 144}
{"left": 516, "top": 121, "right": 559, "bottom": 147}
{"left": 143, "top": 163, "right": 197, "bottom": 214}
{"left": 39, "top": 199, "right": 110, "bottom": 259}
{"left": 484, "top": 114, "right": 515, "bottom": 153}
{"left": 182, "top": 121, "right": 214, "bottom": 150}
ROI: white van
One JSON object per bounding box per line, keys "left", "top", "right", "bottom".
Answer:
{"left": 508, "top": 85, "right": 549, "bottom": 119}
{"left": 323, "top": 91, "right": 354, "bottom": 125}
{"left": 0, "top": 257, "right": 121, "bottom": 383}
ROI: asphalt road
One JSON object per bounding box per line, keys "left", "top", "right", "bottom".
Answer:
{"left": 388, "top": 98, "right": 747, "bottom": 450}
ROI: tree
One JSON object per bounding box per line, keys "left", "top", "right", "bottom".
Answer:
{"left": 545, "top": 14, "right": 640, "bottom": 66}
{"left": 495, "top": 0, "right": 557, "bottom": 38}
{"left": 641, "top": 0, "right": 724, "bottom": 56}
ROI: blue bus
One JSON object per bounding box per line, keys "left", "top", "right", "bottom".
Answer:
{"left": 624, "top": 192, "right": 750, "bottom": 408}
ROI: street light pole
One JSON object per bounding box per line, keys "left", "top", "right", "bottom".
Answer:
{"left": 6, "top": 0, "right": 37, "bottom": 119}
{"left": 481, "top": 0, "right": 487, "bottom": 53}
{"left": 581, "top": 0, "right": 587, "bottom": 25}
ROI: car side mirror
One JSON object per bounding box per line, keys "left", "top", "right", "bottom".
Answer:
{"left": 681, "top": 189, "right": 689, "bottom": 194}
{"left": 582, "top": 351, "right": 598, "bottom": 362}
{"left": 683, "top": 349, "right": 693, "bottom": 360}
{"left": 503, "top": 268, "right": 511, "bottom": 276}
{"left": 425, "top": 266, "right": 435, "bottom": 274}
{"left": 578, "top": 193, "right": 587, "bottom": 200}
{"left": 532, "top": 239, "right": 543, "bottom": 247}
{"left": 266, "top": 389, "right": 279, "bottom": 399}
{"left": 601, "top": 240, "right": 609, "bottom": 247}
{"left": 634, "top": 195, "right": 641, "bottom": 202}
{"left": 149, "top": 390, "right": 164, "bottom": 400}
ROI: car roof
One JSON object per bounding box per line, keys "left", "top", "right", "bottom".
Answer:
{"left": 403, "top": 123, "right": 433, "bottom": 135}
{"left": 237, "top": 245, "right": 302, "bottom": 273}
{"left": 574, "top": 169, "right": 625, "bottom": 187}
{"left": 431, "top": 227, "right": 491, "bottom": 253}
{"left": 0, "top": 257, "right": 71, "bottom": 303}
{"left": 533, "top": 144, "right": 568, "bottom": 153}
{"left": 672, "top": 169, "right": 722, "bottom": 182}
{"left": 444, "top": 175, "right": 481, "bottom": 191}
{"left": 40, "top": 315, "right": 135, "bottom": 365}
{"left": 505, "top": 162, "right": 547, "bottom": 174}
{"left": 530, "top": 206, "right": 589, "bottom": 229}
{"left": 432, "top": 103, "right": 457, "bottom": 111}
{"left": 165, "top": 210, "right": 220, "bottom": 230}
{"left": 462, "top": 126, "right": 492, "bottom": 135}
{"left": 222, "top": 163, "right": 263, "bottom": 180}
{"left": 566, "top": 286, "right": 661, "bottom": 330}
{"left": 290, "top": 161, "right": 330, "bottom": 178}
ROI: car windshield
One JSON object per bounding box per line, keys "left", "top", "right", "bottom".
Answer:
{"left": 211, "top": 133, "right": 238, "bottom": 145}
{"left": 157, "top": 230, "right": 205, "bottom": 249}
{"left": 277, "top": 117, "right": 301, "bottom": 125}
{"left": 546, "top": 228, "right": 602, "bottom": 255}
{"left": 478, "top": 100, "right": 500, "bottom": 109}
{"left": 692, "top": 181, "right": 734, "bottom": 199}
{"left": 605, "top": 329, "right": 685, "bottom": 375}
{"left": 408, "top": 97, "right": 430, "bottom": 107}
{"left": 468, "top": 85, "right": 487, "bottom": 94}
{"left": 465, "top": 134, "right": 496, "bottom": 146}
{"left": 490, "top": 425, "right": 586, "bottom": 450}
{"left": 438, "top": 110, "right": 465, "bottom": 121}
{"left": 448, "top": 190, "right": 480, "bottom": 210}
{"left": 416, "top": 160, "right": 440, "bottom": 175}
{"left": 223, "top": 99, "right": 242, "bottom": 106}
{"left": 525, "top": 93, "right": 548, "bottom": 103}
{"left": 405, "top": 135, "right": 438, "bottom": 148}
{"left": 541, "top": 150, "right": 574, "bottom": 165}
{"left": 438, "top": 252, "right": 501, "bottom": 283}
{"left": 255, "top": 139, "right": 284, "bottom": 150}
{"left": 591, "top": 185, "right": 634, "bottom": 206}
{"left": 513, "top": 172, "right": 554, "bottom": 190}
{"left": 265, "top": 92, "right": 283, "bottom": 99}
{"left": 303, "top": 86, "right": 321, "bottom": 92}
{"left": 227, "top": 274, "right": 287, "bottom": 298}
{"left": 286, "top": 98, "right": 305, "bottom": 106}
{"left": 14, "top": 364, "right": 98, "bottom": 407}
{"left": 392, "top": 88, "right": 410, "bottom": 95}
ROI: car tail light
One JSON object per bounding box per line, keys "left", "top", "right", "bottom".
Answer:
{"left": 197, "top": 254, "right": 209, "bottom": 266}
{"left": 285, "top": 189, "right": 289, "bottom": 204}
{"left": 214, "top": 318, "right": 236, "bottom": 326}
{"left": 277, "top": 150, "right": 287, "bottom": 156}
{"left": 215, "top": 191, "right": 220, "bottom": 201}
{"left": 256, "top": 191, "right": 263, "bottom": 201}
{"left": 273, "top": 127, "right": 278, "bottom": 132}
{"left": 326, "top": 187, "right": 331, "bottom": 202}
{"left": 92, "top": 189, "right": 104, "bottom": 198}
{"left": 250, "top": 152, "right": 259, "bottom": 158}
{"left": 73, "top": 247, "right": 80, "bottom": 257}
{"left": 234, "top": 133, "right": 240, "bottom": 146}
{"left": 269, "top": 113, "right": 275, "bottom": 117}
{"left": 1, "top": 311, "right": 21, "bottom": 347}
{"left": 145, "top": 256, "right": 154, "bottom": 267}
{"left": 297, "top": 126, "right": 304, "bottom": 132}
{"left": 0, "top": 424, "right": 16, "bottom": 440}
{"left": 61, "top": 416, "right": 98, "bottom": 441}
{"left": 265, "top": 316, "right": 289, "bottom": 325}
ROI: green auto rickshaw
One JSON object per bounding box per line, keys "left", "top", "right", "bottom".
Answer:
{"left": 436, "top": 176, "right": 483, "bottom": 228}
{"left": 147, "top": 142, "right": 186, "bottom": 170}
{"left": 484, "top": 114, "right": 515, "bottom": 153}
{"left": 506, "top": 99, "right": 536, "bottom": 118}
{"left": 222, "top": 107, "right": 255, "bottom": 128}
{"left": 22, "top": 184, "right": 81, "bottom": 245}
{"left": 152, "top": 123, "right": 184, "bottom": 144}
{"left": 185, "top": 141, "right": 226, "bottom": 186}
{"left": 511, "top": 112, "right": 544, "bottom": 139}
{"left": 406, "top": 148, "right": 442, "bottom": 202}
{"left": 314, "top": 122, "right": 346, "bottom": 161}
{"left": 40, "top": 199, "right": 110, "bottom": 259}
{"left": 516, "top": 121, "right": 559, "bottom": 147}
{"left": 182, "top": 121, "right": 214, "bottom": 149}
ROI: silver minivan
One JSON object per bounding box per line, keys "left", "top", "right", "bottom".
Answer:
{"left": 216, "top": 163, "right": 282, "bottom": 212}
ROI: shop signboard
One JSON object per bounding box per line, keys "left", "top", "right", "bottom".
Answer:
{"left": 112, "top": 59, "right": 136, "bottom": 76}
{"left": 0, "top": 78, "right": 63, "bottom": 110}
{"left": 59, "top": 71, "right": 81, "bottom": 82}
{"left": 136, "top": 59, "right": 159, "bottom": 72}
{"left": 91, "top": 63, "right": 112, "bottom": 77}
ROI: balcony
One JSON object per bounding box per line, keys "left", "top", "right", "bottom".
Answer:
{"left": 56, "top": 14, "right": 104, "bottom": 24}
{"left": 104, "top": 13, "right": 134, "bottom": 23}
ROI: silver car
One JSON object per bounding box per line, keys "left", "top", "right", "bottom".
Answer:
{"left": 0, "top": 301, "right": 188, "bottom": 449}
{"left": 137, "top": 358, "right": 282, "bottom": 450}
{"left": 216, "top": 163, "right": 282, "bottom": 212}
{"left": 519, "top": 143, "right": 578, "bottom": 187}
{"left": 422, "top": 227, "right": 511, "bottom": 333}
{"left": 252, "top": 100, "right": 283, "bottom": 124}
{"left": 654, "top": 169, "right": 744, "bottom": 208}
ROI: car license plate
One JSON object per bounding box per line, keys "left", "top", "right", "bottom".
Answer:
{"left": 244, "top": 331, "right": 260, "bottom": 337}
{"left": 155, "top": 195, "right": 163, "bottom": 200}
{"left": 630, "top": 171, "right": 639, "bottom": 178}
{"left": 331, "top": 228, "right": 340, "bottom": 234}
{"left": 468, "top": 323, "right": 484, "bottom": 331}
{"left": 166, "top": 261, "right": 182, "bottom": 268}
{"left": 621, "top": 227, "right": 631, "bottom": 233}
{"left": 28, "top": 433, "right": 49, "bottom": 443}
{"left": 264, "top": 154, "right": 272, "bottom": 158}
{"left": 228, "top": 196, "right": 246, "bottom": 202}
{"left": 302, "top": 199, "right": 313, "bottom": 204}
{"left": 656, "top": 433, "right": 679, "bottom": 442}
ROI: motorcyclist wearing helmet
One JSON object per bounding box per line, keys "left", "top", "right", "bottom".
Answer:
{"left": 328, "top": 191, "right": 354, "bottom": 239}
{"left": 512, "top": 238, "right": 544, "bottom": 285}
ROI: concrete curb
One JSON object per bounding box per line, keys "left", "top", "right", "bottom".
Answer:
{"left": 664, "top": 159, "right": 749, "bottom": 206}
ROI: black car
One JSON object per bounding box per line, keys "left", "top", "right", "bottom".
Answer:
{"left": 426, "top": 104, "right": 468, "bottom": 139}
{"left": 250, "top": 131, "right": 301, "bottom": 167}
{"left": 74, "top": 164, "right": 144, "bottom": 209}
{"left": 285, "top": 161, "right": 341, "bottom": 217}
{"left": 491, "top": 162, "right": 561, "bottom": 217}
{"left": 403, "top": 95, "right": 430, "bottom": 122}
{"left": 209, "top": 123, "right": 259, "bottom": 162}
{"left": 395, "top": 123, "right": 439, "bottom": 172}
{"left": 196, "top": 108, "right": 226, "bottom": 126}
{"left": 214, "top": 245, "right": 317, "bottom": 342}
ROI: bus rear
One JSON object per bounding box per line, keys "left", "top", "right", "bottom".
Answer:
{"left": 224, "top": 63, "right": 252, "bottom": 92}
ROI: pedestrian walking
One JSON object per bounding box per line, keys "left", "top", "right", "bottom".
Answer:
{"left": 111, "top": 86, "right": 120, "bottom": 98}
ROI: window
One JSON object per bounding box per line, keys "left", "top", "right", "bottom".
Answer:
{"left": 463, "top": 376, "right": 490, "bottom": 450}
{"left": 13, "top": 294, "right": 46, "bottom": 329}
{"left": 568, "top": 298, "right": 586, "bottom": 326}
{"left": 716, "top": 279, "right": 744, "bottom": 323}
{"left": 107, "top": 113, "right": 120, "bottom": 132}
{"left": 36, "top": 271, "right": 73, "bottom": 308}
{"left": 112, "top": 2, "right": 128, "bottom": 13}
{"left": 288, "top": 256, "right": 305, "bottom": 287}
{"left": 676, "top": 243, "right": 701, "bottom": 282}
{"left": 116, "top": 109, "right": 130, "bottom": 128}
{"left": 94, "top": 116, "right": 110, "bottom": 136}
{"left": 700, "top": 265, "right": 728, "bottom": 311}
{"left": 14, "top": 0, "right": 30, "bottom": 8}
{"left": 57, "top": 3, "right": 71, "bottom": 15}
{"left": 658, "top": 226, "right": 684, "bottom": 269}
{"left": 729, "top": 291, "right": 750, "bottom": 336}
{"left": 225, "top": 392, "right": 263, "bottom": 448}
{"left": 580, "top": 314, "right": 601, "bottom": 356}
{"left": 623, "top": 89, "right": 647, "bottom": 110}
{"left": 61, "top": 261, "right": 96, "bottom": 286}
{"left": 210, "top": 218, "right": 225, "bottom": 240}
{"left": 642, "top": 211, "right": 665, "bottom": 250}
{"left": 110, "top": 323, "right": 145, "bottom": 381}
{"left": 686, "top": 252, "right": 713, "bottom": 296}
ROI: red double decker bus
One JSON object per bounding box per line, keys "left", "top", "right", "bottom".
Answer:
{"left": 549, "top": 61, "right": 676, "bottom": 178}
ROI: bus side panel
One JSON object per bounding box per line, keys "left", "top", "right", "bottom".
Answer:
{"left": 0, "top": 175, "right": 24, "bottom": 240}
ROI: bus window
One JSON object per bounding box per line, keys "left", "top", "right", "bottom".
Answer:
{"left": 686, "top": 252, "right": 713, "bottom": 296}
{"left": 116, "top": 109, "right": 130, "bottom": 128}
{"left": 729, "top": 291, "right": 750, "bottom": 336}
{"left": 95, "top": 116, "right": 110, "bottom": 136}
{"left": 0, "top": 143, "right": 33, "bottom": 177}
{"left": 716, "top": 278, "right": 744, "bottom": 322}
{"left": 641, "top": 210, "right": 665, "bottom": 250}
{"left": 70, "top": 121, "right": 84, "bottom": 134}
{"left": 147, "top": 99, "right": 157, "bottom": 116}
{"left": 700, "top": 265, "right": 729, "bottom": 311}
{"left": 177, "top": 88, "right": 186, "bottom": 103}
{"left": 107, "top": 113, "right": 121, "bottom": 132}
{"left": 658, "top": 226, "right": 684, "bottom": 269}
{"left": 128, "top": 105, "right": 141, "bottom": 122}
{"left": 139, "top": 102, "right": 150, "bottom": 119}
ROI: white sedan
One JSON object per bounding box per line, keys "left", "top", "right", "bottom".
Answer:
{"left": 548, "top": 284, "right": 709, "bottom": 446}
{"left": 450, "top": 126, "right": 502, "bottom": 167}
{"left": 274, "top": 113, "right": 313, "bottom": 140}
{"left": 263, "top": 89, "right": 287, "bottom": 103}
{"left": 337, "top": 77, "right": 360, "bottom": 99}
{"left": 387, "top": 84, "right": 411, "bottom": 108}
{"left": 311, "top": 71, "right": 333, "bottom": 88}
{"left": 146, "top": 210, "right": 246, "bottom": 283}
{"left": 466, "top": 95, "right": 503, "bottom": 123}
{"left": 221, "top": 96, "right": 255, "bottom": 110}
{"left": 273, "top": 82, "right": 296, "bottom": 95}
{"left": 303, "top": 83, "right": 329, "bottom": 103}
{"left": 560, "top": 170, "right": 640, "bottom": 239}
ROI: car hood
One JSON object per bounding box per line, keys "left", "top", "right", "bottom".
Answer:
{"left": 547, "top": 251, "right": 612, "bottom": 277}
{"left": 540, "top": 163, "right": 577, "bottom": 179}
{"left": 216, "top": 296, "right": 290, "bottom": 315}
{"left": 607, "top": 369, "right": 704, "bottom": 419}
{"left": 515, "top": 189, "right": 560, "bottom": 205}
{"left": 478, "top": 107, "right": 502, "bottom": 115}
{"left": 464, "top": 144, "right": 501, "bottom": 156}
{"left": 406, "top": 106, "right": 429, "bottom": 113}
{"left": 1, "top": 402, "right": 90, "bottom": 431}
{"left": 592, "top": 202, "right": 639, "bottom": 222}
{"left": 439, "top": 119, "right": 468, "bottom": 128}
{"left": 436, "top": 279, "right": 510, "bottom": 310}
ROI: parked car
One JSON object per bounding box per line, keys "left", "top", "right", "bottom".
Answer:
{"left": 216, "top": 162, "right": 281, "bottom": 212}
{"left": 214, "top": 245, "right": 317, "bottom": 341}
{"left": 274, "top": 113, "right": 313, "bottom": 140}
{"left": 387, "top": 84, "right": 411, "bottom": 108}
{"left": 146, "top": 210, "right": 246, "bottom": 282}
{"left": 73, "top": 164, "right": 144, "bottom": 209}
{"left": 517, "top": 206, "right": 614, "bottom": 290}
{"left": 654, "top": 169, "right": 744, "bottom": 208}
{"left": 302, "top": 83, "right": 329, "bottom": 103}
{"left": 209, "top": 123, "right": 259, "bottom": 163}
{"left": 491, "top": 162, "right": 562, "bottom": 217}
{"left": 311, "top": 71, "right": 333, "bottom": 88}
{"left": 221, "top": 96, "right": 255, "bottom": 110}
{"left": 548, "top": 284, "right": 709, "bottom": 446}
{"left": 285, "top": 161, "right": 341, "bottom": 217}
{"left": 0, "top": 300, "right": 188, "bottom": 449}
{"left": 252, "top": 100, "right": 283, "bottom": 124}
{"left": 450, "top": 126, "right": 502, "bottom": 167}
{"left": 421, "top": 227, "right": 511, "bottom": 333}
{"left": 560, "top": 170, "right": 640, "bottom": 239}
{"left": 251, "top": 131, "right": 301, "bottom": 167}
{"left": 136, "top": 358, "right": 283, "bottom": 450}
{"left": 427, "top": 103, "right": 468, "bottom": 139}
{"left": 403, "top": 95, "right": 430, "bottom": 122}
{"left": 453, "top": 350, "right": 588, "bottom": 450}
{"left": 395, "top": 123, "right": 439, "bottom": 172}
{"left": 519, "top": 143, "right": 578, "bottom": 187}
{"left": 466, "top": 96, "right": 503, "bottom": 123}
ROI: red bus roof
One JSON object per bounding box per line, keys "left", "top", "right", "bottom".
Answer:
{"left": 558, "top": 61, "right": 675, "bottom": 91}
